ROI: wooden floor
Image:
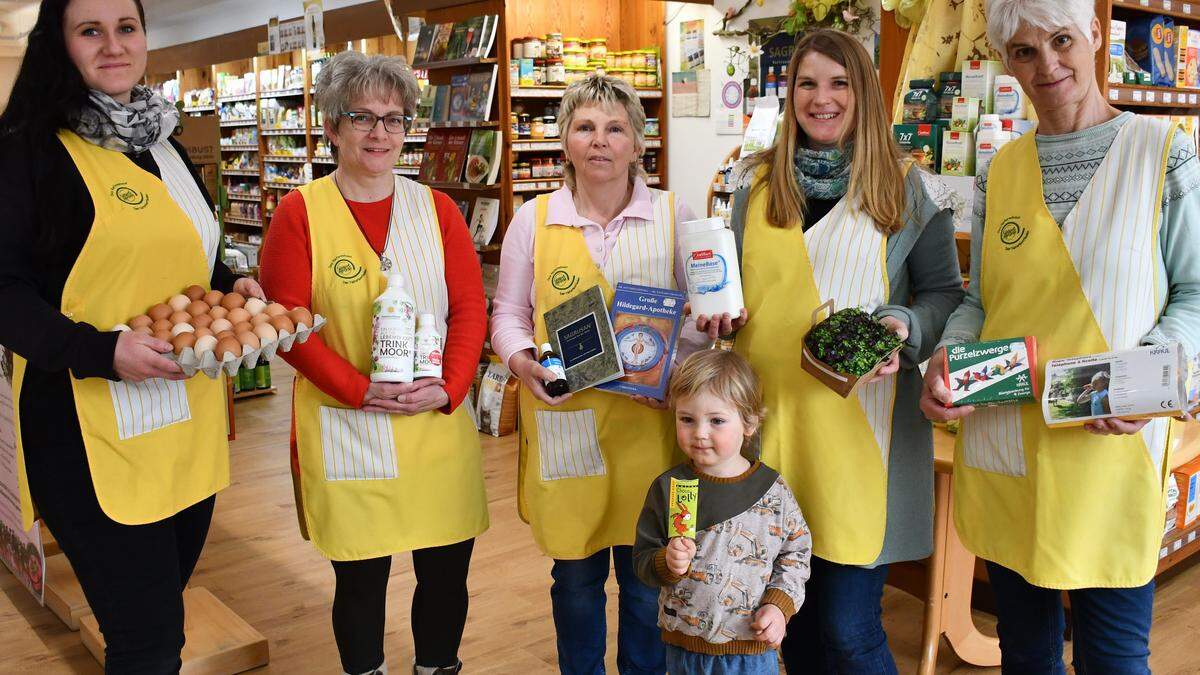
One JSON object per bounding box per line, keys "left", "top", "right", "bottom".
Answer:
{"left": 2, "top": 361, "right": 1199, "bottom": 674}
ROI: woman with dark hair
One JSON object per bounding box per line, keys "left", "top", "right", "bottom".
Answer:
{"left": 0, "top": 0, "right": 262, "bottom": 671}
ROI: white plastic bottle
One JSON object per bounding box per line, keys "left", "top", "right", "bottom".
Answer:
{"left": 370, "top": 274, "right": 416, "bottom": 383}
{"left": 679, "top": 217, "right": 745, "bottom": 318}
{"left": 414, "top": 313, "right": 443, "bottom": 379}
{"left": 975, "top": 120, "right": 1013, "bottom": 172}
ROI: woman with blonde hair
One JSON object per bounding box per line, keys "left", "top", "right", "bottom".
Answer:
{"left": 725, "top": 28, "right": 963, "bottom": 671}
{"left": 491, "top": 74, "right": 703, "bottom": 673}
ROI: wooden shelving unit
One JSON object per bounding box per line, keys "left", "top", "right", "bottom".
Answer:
{"left": 1098, "top": 0, "right": 1200, "bottom": 110}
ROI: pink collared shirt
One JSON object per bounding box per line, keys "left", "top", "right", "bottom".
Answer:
{"left": 491, "top": 178, "right": 704, "bottom": 368}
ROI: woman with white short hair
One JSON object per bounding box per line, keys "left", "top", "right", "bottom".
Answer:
{"left": 920, "top": 0, "right": 1200, "bottom": 669}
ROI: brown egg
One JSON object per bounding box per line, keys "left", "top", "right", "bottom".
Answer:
{"left": 171, "top": 333, "right": 196, "bottom": 355}
{"left": 288, "top": 307, "right": 314, "bottom": 329}
{"left": 209, "top": 318, "right": 233, "bottom": 334}
{"left": 216, "top": 330, "right": 235, "bottom": 340}
{"left": 252, "top": 324, "right": 278, "bottom": 343}
{"left": 192, "top": 314, "right": 213, "bottom": 330}
{"left": 169, "top": 311, "right": 191, "bottom": 325}
{"left": 203, "top": 290, "right": 224, "bottom": 307}
{"left": 264, "top": 303, "right": 288, "bottom": 317}
{"left": 220, "top": 292, "right": 246, "bottom": 310}
{"left": 129, "top": 315, "right": 153, "bottom": 329}
{"left": 148, "top": 304, "right": 172, "bottom": 321}
{"left": 186, "top": 300, "right": 210, "bottom": 317}
{"left": 184, "top": 285, "right": 207, "bottom": 301}
{"left": 231, "top": 321, "right": 252, "bottom": 335}
{"left": 151, "top": 319, "right": 172, "bottom": 333}
{"left": 194, "top": 335, "right": 217, "bottom": 356}
{"left": 237, "top": 332, "right": 261, "bottom": 351}
{"left": 215, "top": 336, "right": 242, "bottom": 360}
{"left": 209, "top": 306, "right": 229, "bottom": 320}
{"left": 193, "top": 327, "right": 214, "bottom": 339}
{"left": 250, "top": 313, "right": 272, "bottom": 326}
{"left": 226, "top": 307, "right": 250, "bottom": 325}
{"left": 168, "top": 294, "right": 190, "bottom": 312}
{"left": 243, "top": 297, "right": 267, "bottom": 316}
{"left": 268, "top": 315, "right": 295, "bottom": 335}
{"left": 152, "top": 329, "right": 172, "bottom": 342}
{"left": 134, "top": 326, "right": 153, "bottom": 335}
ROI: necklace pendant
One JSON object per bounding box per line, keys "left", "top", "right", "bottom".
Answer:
{"left": 381, "top": 256, "right": 393, "bottom": 272}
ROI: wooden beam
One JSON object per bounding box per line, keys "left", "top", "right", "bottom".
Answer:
{"left": 148, "top": 3, "right": 394, "bottom": 74}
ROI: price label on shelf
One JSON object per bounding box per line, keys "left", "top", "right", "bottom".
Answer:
{"left": 1140, "top": 0, "right": 1150, "bottom": 6}
{"left": 1148, "top": 90, "right": 1157, "bottom": 101}
{"left": 1193, "top": 94, "right": 1199, "bottom": 104}
{"left": 1133, "top": 89, "right": 1144, "bottom": 101}
{"left": 1166, "top": 92, "right": 1174, "bottom": 103}
{"left": 1165, "top": 0, "right": 1173, "bottom": 10}
{"left": 1110, "top": 88, "right": 1120, "bottom": 100}
{"left": 1185, "top": 3, "right": 1193, "bottom": 13}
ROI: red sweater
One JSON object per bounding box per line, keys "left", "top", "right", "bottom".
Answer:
{"left": 259, "top": 186, "right": 486, "bottom": 412}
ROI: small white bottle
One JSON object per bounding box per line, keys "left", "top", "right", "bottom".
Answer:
{"left": 370, "top": 275, "right": 416, "bottom": 383}
{"left": 975, "top": 120, "right": 1013, "bottom": 172}
{"left": 414, "top": 313, "right": 443, "bottom": 379}
{"left": 679, "top": 217, "right": 745, "bottom": 318}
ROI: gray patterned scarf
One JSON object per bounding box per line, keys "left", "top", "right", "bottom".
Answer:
{"left": 794, "top": 144, "right": 852, "bottom": 201}
{"left": 72, "top": 85, "right": 179, "bottom": 154}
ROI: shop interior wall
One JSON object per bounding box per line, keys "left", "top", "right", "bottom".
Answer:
{"left": 663, "top": 0, "right": 895, "bottom": 217}
{"left": 145, "top": 0, "right": 377, "bottom": 50}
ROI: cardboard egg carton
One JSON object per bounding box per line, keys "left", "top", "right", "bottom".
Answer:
{"left": 169, "top": 314, "right": 327, "bottom": 379}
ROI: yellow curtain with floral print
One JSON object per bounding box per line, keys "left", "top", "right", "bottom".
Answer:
{"left": 886, "top": 0, "right": 1002, "bottom": 122}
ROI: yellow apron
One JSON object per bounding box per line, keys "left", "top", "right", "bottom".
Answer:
{"left": 13, "top": 130, "right": 229, "bottom": 529}
{"left": 954, "top": 116, "right": 1175, "bottom": 589}
{"left": 734, "top": 173, "right": 897, "bottom": 565}
{"left": 518, "top": 191, "right": 682, "bottom": 559}
{"left": 293, "top": 174, "right": 488, "bottom": 561}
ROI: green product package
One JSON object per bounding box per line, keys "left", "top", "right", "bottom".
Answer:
{"left": 255, "top": 361, "right": 269, "bottom": 389}
{"left": 668, "top": 478, "right": 698, "bottom": 539}
{"left": 943, "top": 336, "right": 1039, "bottom": 407}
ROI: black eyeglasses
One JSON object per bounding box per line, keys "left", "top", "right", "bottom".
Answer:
{"left": 341, "top": 111, "right": 413, "bottom": 133}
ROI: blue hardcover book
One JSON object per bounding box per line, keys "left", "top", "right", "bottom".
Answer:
{"left": 597, "top": 283, "right": 687, "bottom": 400}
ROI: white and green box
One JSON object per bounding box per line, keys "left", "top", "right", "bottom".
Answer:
{"left": 943, "top": 337, "right": 1038, "bottom": 407}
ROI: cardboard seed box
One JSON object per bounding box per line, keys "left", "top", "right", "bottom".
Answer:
{"left": 943, "top": 337, "right": 1038, "bottom": 407}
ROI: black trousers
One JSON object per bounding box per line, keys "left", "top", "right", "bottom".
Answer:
{"left": 331, "top": 538, "right": 475, "bottom": 674}
{"left": 25, "top": 439, "right": 214, "bottom": 675}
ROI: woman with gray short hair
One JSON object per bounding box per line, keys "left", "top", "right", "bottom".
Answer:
{"left": 920, "top": 0, "right": 1200, "bottom": 669}
{"left": 260, "top": 50, "right": 489, "bottom": 675}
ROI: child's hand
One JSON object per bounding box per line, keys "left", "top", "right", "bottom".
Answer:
{"left": 751, "top": 604, "right": 786, "bottom": 648}
{"left": 665, "top": 537, "right": 696, "bottom": 576}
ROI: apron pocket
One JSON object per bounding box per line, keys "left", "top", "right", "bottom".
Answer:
{"left": 961, "top": 406, "right": 1027, "bottom": 477}
{"left": 108, "top": 378, "right": 191, "bottom": 441}
{"left": 535, "top": 409, "right": 606, "bottom": 481}
{"left": 319, "top": 407, "right": 398, "bottom": 481}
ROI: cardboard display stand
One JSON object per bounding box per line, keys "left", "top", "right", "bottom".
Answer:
{"left": 80, "top": 587, "right": 269, "bottom": 674}
{"left": 43, "top": 554, "right": 90, "bottom": 631}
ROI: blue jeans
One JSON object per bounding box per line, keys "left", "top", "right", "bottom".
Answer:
{"left": 664, "top": 645, "right": 779, "bottom": 674}
{"left": 986, "top": 562, "right": 1154, "bottom": 675}
{"left": 551, "top": 545, "right": 664, "bottom": 674}
{"left": 780, "top": 556, "right": 897, "bottom": 674}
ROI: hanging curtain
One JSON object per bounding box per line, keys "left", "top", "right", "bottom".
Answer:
{"left": 885, "top": 0, "right": 1001, "bottom": 122}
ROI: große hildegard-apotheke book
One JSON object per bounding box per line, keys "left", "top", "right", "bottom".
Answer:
{"left": 597, "top": 283, "right": 686, "bottom": 400}
{"left": 542, "top": 284, "right": 624, "bottom": 392}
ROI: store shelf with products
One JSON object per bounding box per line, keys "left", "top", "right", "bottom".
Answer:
{"left": 224, "top": 215, "right": 263, "bottom": 227}
{"left": 217, "top": 92, "right": 257, "bottom": 103}
{"left": 222, "top": 169, "right": 260, "bottom": 177}
{"left": 220, "top": 119, "right": 257, "bottom": 127}
{"left": 511, "top": 86, "right": 662, "bottom": 99}
{"left": 1099, "top": 3, "right": 1200, "bottom": 110}
{"left": 1113, "top": 0, "right": 1200, "bottom": 23}
{"left": 414, "top": 56, "right": 500, "bottom": 70}
{"left": 227, "top": 193, "right": 261, "bottom": 202}
{"left": 264, "top": 155, "right": 308, "bottom": 163}
{"left": 1106, "top": 83, "right": 1200, "bottom": 107}
{"left": 261, "top": 127, "right": 308, "bottom": 135}
{"left": 221, "top": 144, "right": 259, "bottom": 152}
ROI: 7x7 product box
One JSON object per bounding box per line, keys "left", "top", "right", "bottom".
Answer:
{"left": 943, "top": 337, "right": 1039, "bottom": 407}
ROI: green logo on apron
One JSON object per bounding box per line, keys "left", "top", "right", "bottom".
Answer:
{"left": 999, "top": 217, "right": 1028, "bottom": 251}
{"left": 330, "top": 255, "right": 366, "bottom": 283}
{"left": 110, "top": 182, "right": 149, "bottom": 210}
{"left": 549, "top": 266, "right": 579, "bottom": 294}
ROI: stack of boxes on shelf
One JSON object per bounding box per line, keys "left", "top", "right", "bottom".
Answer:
{"left": 894, "top": 61, "right": 1034, "bottom": 178}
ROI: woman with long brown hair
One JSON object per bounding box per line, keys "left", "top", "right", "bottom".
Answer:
{"left": 725, "top": 29, "right": 964, "bottom": 671}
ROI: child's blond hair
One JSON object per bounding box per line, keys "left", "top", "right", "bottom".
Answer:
{"left": 668, "top": 349, "right": 766, "bottom": 430}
